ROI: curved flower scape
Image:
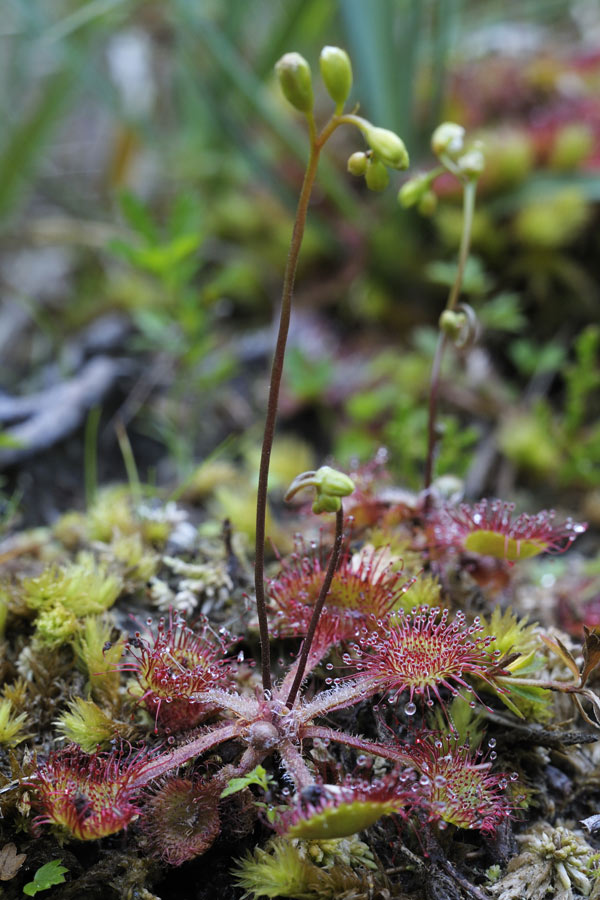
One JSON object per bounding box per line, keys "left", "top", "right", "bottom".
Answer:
{"left": 429, "top": 499, "right": 587, "bottom": 563}
{"left": 346, "top": 606, "right": 508, "bottom": 718}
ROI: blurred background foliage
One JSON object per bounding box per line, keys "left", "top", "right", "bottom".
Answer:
{"left": 1, "top": 0, "right": 599, "bottom": 528}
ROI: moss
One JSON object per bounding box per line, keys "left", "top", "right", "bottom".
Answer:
{"left": 86, "top": 486, "right": 171, "bottom": 545}
{"left": 392, "top": 572, "right": 441, "bottom": 613}
{"left": 489, "top": 823, "right": 600, "bottom": 900}
{"left": 74, "top": 615, "right": 123, "bottom": 704}
{"left": 55, "top": 697, "right": 118, "bottom": 751}
{"left": 0, "top": 698, "right": 30, "bottom": 746}
{"left": 22, "top": 554, "right": 123, "bottom": 617}
{"left": 105, "top": 532, "right": 159, "bottom": 583}
{"left": 234, "top": 837, "right": 389, "bottom": 900}
{"left": 34, "top": 603, "right": 80, "bottom": 648}
{"left": 0, "top": 591, "right": 8, "bottom": 638}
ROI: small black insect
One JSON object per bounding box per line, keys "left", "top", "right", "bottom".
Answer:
{"left": 299, "top": 784, "right": 326, "bottom": 808}
{"left": 72, "top": 793, "right": 92, "bottom": 820}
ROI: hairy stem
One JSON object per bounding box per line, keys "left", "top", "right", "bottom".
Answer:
{"left": 285, "top": 507, "right": 344, "bottom": 709}
{"left": 423, "top": 177, "right": 477, "bottom": 497}
{"left": 130, "top": 723, "right": 242, "bottom": 788}
{"left": 302, "top": 724, "right": 411, "bottom": 765}
{"left": 255, "top": 116, "right": 342, "bottom": 695}
{"left": 279, "top": 739, "right": 315, "bottom": 790}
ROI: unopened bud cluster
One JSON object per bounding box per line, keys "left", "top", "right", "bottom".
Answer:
{"left": 346, "top": 118, "right": 409, "bottom": 192}
{"left": 275, "top": 45, "right": 353, "bottom": 115}
{"left": 398, "top": 122, "right": 485, "bottom": 215}
{"left": 398, "top": 170, "right": 439, "bottom": 215}
{"left": 275, "top": 46, "right": 408, "bottom": 194}
{"left": 431, "top": 121, "right": 485, "bottom": 181}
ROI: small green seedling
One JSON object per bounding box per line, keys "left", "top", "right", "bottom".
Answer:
{"left": 220, "top": 764, "right": 273, "bottom": 799}
{"left": 23, "top": 859, "right": 68, "bottom": 896}
{"left": 221, "top": 764, "right": 281, "bottom": 824}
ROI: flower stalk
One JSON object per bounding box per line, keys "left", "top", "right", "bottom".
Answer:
{"left": 285, "top": 506, "right": 344, "bottom": 709}
{"left": 424, "top": 176, "right": 477, "bottom": 497}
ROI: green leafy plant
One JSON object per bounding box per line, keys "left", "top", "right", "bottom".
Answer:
{"left": 23, "top": 859, "right": 68, "bottom": 896}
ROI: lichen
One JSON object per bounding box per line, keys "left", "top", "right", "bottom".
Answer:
{"left": 489, "top": 823, "right": 600, "bottom": 900}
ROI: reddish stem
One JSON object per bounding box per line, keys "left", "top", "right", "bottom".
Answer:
{"left": 254, "top": 141, "right": 322, "bottom": 695}
{"left": 285, "top": 507, "right": 344, "bottom": 709}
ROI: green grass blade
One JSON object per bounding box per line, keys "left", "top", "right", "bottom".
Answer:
{"left": 0, "top": 67, "right": 74, "bottom": 222}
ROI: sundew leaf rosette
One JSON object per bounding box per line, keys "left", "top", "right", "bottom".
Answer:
{"left": 429, "top": 499, "right": 586, "bottom": 563}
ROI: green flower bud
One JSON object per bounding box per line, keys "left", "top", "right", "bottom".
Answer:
{"left": 275, "top": 52, "right": 314, "bottom": 113}
{"left": 362, "top": 124, "right": 409, "bottom": 170}
{"left": 398, "top": 172, "right": 431, "bottom": 208}
{"left": 457, "top": 148, "right": 485, "bottom": 179}
{"left": 319, "top": 46, "right": 352, "bottom": 108}
{"left": 347, "top": 151, "right": 368, "bottom": 176}
{"left": 439, "top": 309, "right": 466, "bottom": 340}
{"left": 418, "top": 189, "right": 437, "bottom": 216}
{"left": 285, "top": 466, "right": 354, "bottom": 516}
{"left": 312, "top": 495, "right": 342, "bottom": 515}
{"left": 431, "top": 122, "right": 465, "bottom": 159}
{"left": 365, "top": 158, "right": 389, "bottom": 191}
{"left": 313, "top": 466, "right": 355, "bottom": 497}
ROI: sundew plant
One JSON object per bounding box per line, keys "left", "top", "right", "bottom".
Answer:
{"left": 0, "top": 45, "right": 596, "bottom": 900}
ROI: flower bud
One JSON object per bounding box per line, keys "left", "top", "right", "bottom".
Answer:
{"left": 347, "top": 151, "right": 368, "bottom": 176}
{"left": 362, "top": 124, "right": 409, "bottom": 170}
{"left": 285, "top": 466, "right": 354, "bottom": 516}
{"left": 275, "top": 52, "right": 314, "bottom": 113}
{"left": 398, "top": 172, "right": 431, "bottom": 208}
{"left": 365, "top": 158, "right": 389, "bottom": 191}
{"left": 313, "top": 466, "right": 355, "bottom": 497}
{"left": 312, "top": 495, "right": 342, "bottom": 515}
{"left": 319, "top": 46, "right": 352, "bottom": 108}
{"left": 457, "top": 148, "right": 485, "bottom": 179}
{"left": 439, "top": 310, "right": 466, "bottom": 341}
{"left": 431, "top": 122, "right": 465, "bottom": 159}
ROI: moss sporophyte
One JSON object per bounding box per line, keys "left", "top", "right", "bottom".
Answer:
{"left": 16, "top": 43, "right": 591, "bottom": 899}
